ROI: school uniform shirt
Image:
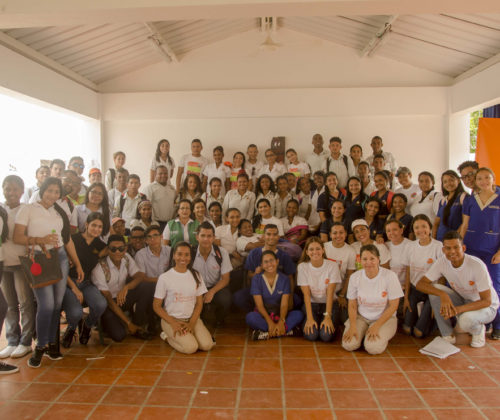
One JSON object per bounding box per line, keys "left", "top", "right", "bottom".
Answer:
{"left": 215, "top": 224, "right": 239, "bottom": 254}
{"left": 21, "top": 185, "right": 39, "bottom": 204}
{"left": 297, "top": 260, "right": 342, "bottom": 303}
{"left": 256, "top": 191, "right": 276, "bottom": 215}
{"left": 129, "top": 219, "right": 160, "bottom": 231}
{"left": 367, "top": 218, "right": 385, "bottom": 240}
{"left": 70, "top": 233, "right": 106, "bottom": 280}
{"left": 203, "top": 191, "right": 224, "bottom": 209}
{"left": 320, "top": 218, "right": 350, "bottom": 238}
{"left": 403, "top": 238, "right": 443, "bottom": 287}
{"left": 179, "top": 154, "right": 209, "bottom": 183}
{"left": 280, "top": 215, "right": 308, "bottom": 234}
{"left": 236, "top": 234, "right": 261, "bottom": 257}
{"left": 75, "top": 204, "right": 112, "bottom": 234}
{"left": 245, "top": 247, "right": 296, "bottom": 275}
{"left": 410, "top": 190, "right": 442, "bottom": 224}
{"left": 135, "top": 245, "right": 171, "bottom": 278}
{"left": 91, "top": 254, "right": 140, "bottom": 299}
{"left": 112, "top": 192, "right": 144, "bottom": 228}
{"left": 425, "top": 254, "right": 499, "bottom": 311}
{"left": 296, "top": 192, "right": 311, "bottom": 219}
{"left": 308, "top": 187, "right": 324, "bottom": 230}
{"left": 324, "top": 242, "right": 357, "bottom": 281}
{"left": 395, "top": 184, "right": 421, "bottom": 209}
{"left": 108, "top": 188, "right": 123, "bottom": 210}
{"left": 321, "top": 154, "right": 356, "bottom": 189}
{"left": 347, "top": 267, "right": 403, "bottom": 321}
{"left": 386, "top": 213, "right": 413, "bottom": 238}
{"left": 250, "top": 272, "right": 291, "bottom": 308}
{"left": 287, "top": 162, "right": 310, "bottom": 179}
{"left": 317, "top": 190, "right": 346, "bottom": 219}
{"left": 386, "top": 238, "right": 411, "bottom": 286}
{"left": 274, "top": 192, "right": 295, "bottom": 219}
{"left": 366, "top": 151, "right": 397, "bottom": 174}
{"left": 351, "top": 241, "right": 391, "bottom": 269}
{"left": 306, "top": 150, "right": 329, "bottom": 175}
{"left": 222, "top": 189, "right": 256, "bottom": 221}
{"left": 258, "top": 162, "right": 286, "bottom": 181}
{"left": 254, "top": 216, "right": 285, "bottom": 236}
{"left": 192, "top": 245, "right": 232, "bottom": 288}
{"left": 154, "top": 268, "right": 208, "bottom": 319}
{"left": 363, "top": 180, "right": 376, "bottom": 197}
{"left": 228, "top": 167, "right": 246, "bottom": 190}
{"left": 370, "top": 190, "right": 393, "bottom": 217}
{"left": 462, "top": 191, "right": 500, "bottom": 256}
{"left": 150, "top": 156, "right": 176, "bottom": 181}
{"left": 202, "top": 163, "right": 231, "bottom": 194}
{"left": 15, "top": 202, "right": 66, "bottom": 250}
{"left": 1, "top": 203, "right": 27, "bottom": 267}
{"left": 436, "top": 193, "right": 467, "bottom": 241}
{"left": 344, "top": 194, "right": 367, "bottom": 228}
{"left": 142, "top": 181, "right": 176, "bottom": 222}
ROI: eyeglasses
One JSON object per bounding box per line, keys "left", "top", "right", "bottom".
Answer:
{"left": 146, "top": 233, "right": 161, "bottom": 239}
{"left": 71, "top": 163, "right": 85, "bottom": 169}
{"left": 109, "top": 246, "right": 126, "bottom": 253}
{"left": 460, "top": 172, "right": 475, "bottom": 180}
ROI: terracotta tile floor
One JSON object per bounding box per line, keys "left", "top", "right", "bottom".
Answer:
{"left": 1, "top": 317, "right": 500, "bottom": 420}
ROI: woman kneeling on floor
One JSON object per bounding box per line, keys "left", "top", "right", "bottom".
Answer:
{"left": 246, "top": 250, "right": 303, "bottom": 340}
{"left": 342, "top": 244, "right": 403, "bottom": 354}
{"left": 153, "top": 241, "right": 215, "bottom": 354}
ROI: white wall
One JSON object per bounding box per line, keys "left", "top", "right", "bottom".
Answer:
{"left": 101, "top": 87, "right": 448, "bottom": 185}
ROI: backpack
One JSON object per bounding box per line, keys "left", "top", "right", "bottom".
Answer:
{"left": 99, "top": 254, "right": 130, "bottom": 283}
{"left": 326, "top": 155, "right": 349, "bottom": 173}
{"left": 0, "top": 206, "right": 8, "bottom": 243}
{"left": 119, "top": 192, "right": 147, "bottom": 216}
{"left": 191, "top": 243, "right": 223, "bottom": 268}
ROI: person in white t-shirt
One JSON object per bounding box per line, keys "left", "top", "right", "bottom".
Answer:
{"left": 253, "top": 198, "right": 284, "bottom": 236}
{"left": 236, "top": 219, "right": 264, "bottom": 257}
{"left": 416, "top": 231, "right": 499, "bottom": 348}
{"left": 286, "top": 148, "right": 310, "bottom": 180}
{"left": 280, "top": 199, "right": 308, "bottom": 246}
{"left": 395, "top": 167, "right": 420, "bottom": 210}
{"left": 350, "top": 219, "right": 391, "bottom": 270}
{"left": 149, "top": 139, "right": 176, "bottom": 184}
{"left": 402, "top": 214, "right": 443, "bottom": 338}
{"left": 175, "top": 139, "right": 209, "bottom": 193}
{"left": 342, "top": 244, "right": 403, "bottom": 355}
{"left": 385, "top": 219, "right": 411, "bottom": 288}
{"left": 153, "top": 241, "right": 215, "bottom": 354}
{"left": 410, "top": 171, "right": 441, "bottom": 224}
{"left": 297, "top": 237, "right": 342, "bottom": 342}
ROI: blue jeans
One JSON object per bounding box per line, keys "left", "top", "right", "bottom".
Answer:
{"left": 302, "top": 302, "right": 336, "bottom": 342}
{"left": 32, "top": 248, "right": 68, "bottom": 347}
{"left": 246, "top": 309, "right": 303, "bottom": 332}
{"left": 1, "top": 266, "right": 35, "bottom": 346}
{"left": 403, "top": 285, "right": 434, "bottom": 336}
{"left": 62, "top": 279, "right": 107, "bottom": 329}
{"left": 429, "top": 284, "right": 497, "bottom": 336}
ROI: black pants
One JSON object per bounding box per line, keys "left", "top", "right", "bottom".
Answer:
{"left": 201, "top": 287, "right": 232, "bottom": 325}
{"left": 101, "top": 282, "right": 154, "bottom": 342}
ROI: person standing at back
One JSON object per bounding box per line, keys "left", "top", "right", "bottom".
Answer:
{"left": 176, "top": 139, "right": 209, "bottom": 193}
{"left": 321, "top": 137, "right": 355, "bottom": 190}
{"left": 306, "top": 134, "right": 329, "bottom": 175}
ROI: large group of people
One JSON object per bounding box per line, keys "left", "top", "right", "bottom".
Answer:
{"left": 0, "top": 134, "right": 498, "bottom": 376}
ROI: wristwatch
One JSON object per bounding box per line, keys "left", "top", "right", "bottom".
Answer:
{"left": 323, "top": 312, "right": 330, "bottom": 317}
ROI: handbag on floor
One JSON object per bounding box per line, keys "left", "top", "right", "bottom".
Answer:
{"left": 19, "top": 244, "right": 62, "bottom": 289}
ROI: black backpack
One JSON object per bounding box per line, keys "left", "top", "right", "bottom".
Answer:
{"left": 0, "top": 206, "right": 8, "bottom": 243}
{"left": 326, "top": 155, "right": 349, "bottom": 173}
{"left": 191, "top": 244, "right": 223, "bottom": 269}
{"left": 118, "top": 192, "right": 147, "bottom": 216}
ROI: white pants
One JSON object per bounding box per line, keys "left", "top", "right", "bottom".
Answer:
{"left": 161, "top": 318, "right": 215, "bottom": 354}
{"left": 342, "top": 315, "right": 397, "bottom": 355}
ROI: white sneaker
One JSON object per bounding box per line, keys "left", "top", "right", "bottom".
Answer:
{"left": 0, "top": 346, "right": 16, "bottom": 359}
{"left": 11, "top": 344, "right": 32, "bottom": 359}
{"left": 471, "top": 325, "right": 486, "bottom": 348}
{"left": 160, "top": 332, "right": 167, "bottom": 341}
{"left": 442, "top": 335, "right": 456, "bottom": 344}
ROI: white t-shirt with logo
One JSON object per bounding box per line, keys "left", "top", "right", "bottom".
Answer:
{"left": 287, "top": 162, "right": 310, "bottom": 179}
{"left": 404, "top": 238, "right": 443, "bottom": 287}
{"left": 351, "top": 241, "right": 391, "bottom": 269}
{"left": 179, "top": 154, "right": 209, "bottom": 182}
{"left": 347, "top": 267, "right": 404, "bottom": 321}
{"left": 154, "top": 268, "right": 208, "bottom": 319}
{"left": 324, "top": 242, "right": 356, "bottom": 281}
{"left": 386, "top": 238, "right": 412, "bottom": 286}
{"left": 395, "top": 184, "right": 420, "bottom": 209}
{"left": 425, "top": 254, "right": 499, "bottom": 310}
{"left": 297, "top": 259, "right": 341, "bottom": 303}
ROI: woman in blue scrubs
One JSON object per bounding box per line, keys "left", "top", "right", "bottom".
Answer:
{"left": 461, "top": 167, "right": 500, "bottom": 338}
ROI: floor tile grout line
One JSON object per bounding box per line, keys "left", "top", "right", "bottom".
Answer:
{"left": 84, "top": 340, "right": 148, "bottom": 420}
{"left": 427, "top": 350, "right": 488, "bottom": 418}
{"left": 33, "top": 333, "right": 111, "bottom": 420}
{"left": 232, "top": 326, "right": 248, "bottom": 420}
{"left": 182, "top": 337, "right": 211, "bottom": 419}
{"left": 279, "top": 334, "right": 287, "bottom": 420}
{"left": 461, "top": 345, "right": 500, "bottom": 388}
{"left": 387, "top": 346, "right": 437, "bottom": 419}
{"left": 312, "top": 341, "right": 336, "bottom": 419}
{"left": 133, "top": 343, "right": 176, "bottom": 419}
{"left": 352, "top": 351, "right": 386, "bottom": 419}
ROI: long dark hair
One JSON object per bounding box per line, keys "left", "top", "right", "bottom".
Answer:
{"left": 252, "top": 198, "right": 271, "bottom": 231}
{"left": 39, "top": 177, "right": 70, "bottom": 244}
{"left": 345, "top": 176, "right": 366, "bottom": 205}
{"left": 181, "top": 174, "right": 203, "bottom": 196}
{"left": 418, "top": 171, "right": 435, "bottom": 202}
{"left": 440, "top": 170, "right": 464, "bottom": 227}
{"left": 255, "top": 174, "right": 276, "bottom": 196}
{"left": 155, "top": 139, "right": 173, "bottom": 166}
{"left": 233, "top": 151, "right": 246, "bottom": 168}
{"left": 85, "top": 182, "right": 110, "bottom": 235}
{"left": 169, "top": 241, "right": 201, "bottom": 287}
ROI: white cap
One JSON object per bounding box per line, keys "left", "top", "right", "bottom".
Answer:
{"left": 351, "top": 219, "right": 369, "bottom": 231}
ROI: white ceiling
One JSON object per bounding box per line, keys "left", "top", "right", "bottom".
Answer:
{"left": 1, "top": 13, "right": 500, "bottom": 88}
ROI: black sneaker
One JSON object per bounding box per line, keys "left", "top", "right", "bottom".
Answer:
{"left": 28, "top": 346, "right": 46, "bottom": 368}
{"left": 0, "top": 361, "right": 19, "bottom": 375}
{"left": 61, "top": 327, "right": 76, "bottom": 348}
{"left": 44, "top": 343, "right": 63, "bottom": 361}
{"left": 251, "top": 330, "right": 269, "bottom": 341}
{"left": 491, "top": 329, "right": 500, "bottom": 340}
{"left": 79, "top": 322, "right": 92, "bottom": 345}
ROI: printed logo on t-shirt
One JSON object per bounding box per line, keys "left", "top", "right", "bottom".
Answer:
{"left": 187, "top": 161, "right": 201, "bottom": 175}
{"left": 427, "top": 258, "right": 434, "bottom": 264}
{"left": 381, "top": 291, "right": 387, "bottom": 298}
{"left": 411, "top": 192, "right": 417, "bottom": 198}
{"left": 174, "top": 292, "right": 196, "bottom": 303}
{"left": 289, "top": 168, "right": 301, "bottom": 177}
{"left": 324, "top": 278, "right": 330, "bottom": 285}
{"left": 469, "top": 281, "right": 475, "bottom": 286}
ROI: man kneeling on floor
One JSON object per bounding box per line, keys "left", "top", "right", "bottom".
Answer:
{"left": 91, "top": 235, "right": 153, "bottom": 341}
{"left": 416, "top": 231, "right": 499, "bottom": 348}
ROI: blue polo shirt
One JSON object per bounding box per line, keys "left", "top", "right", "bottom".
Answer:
{"left": 250, "top": 272, "right": 291, "bottom": 308}
{"left": 245, "top": 247, "right": 296, "bottom": 275}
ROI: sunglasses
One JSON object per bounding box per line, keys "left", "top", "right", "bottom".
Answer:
{"left": 109, "top": 246, "right": 126, "bottom": 253}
